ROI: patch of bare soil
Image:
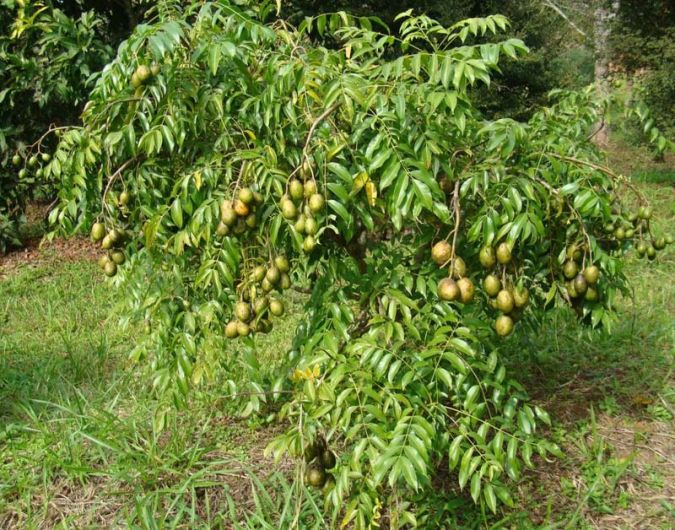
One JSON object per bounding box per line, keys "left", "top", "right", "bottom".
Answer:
{"left": 0, "top": 237, "right": 98, "bottom": 278}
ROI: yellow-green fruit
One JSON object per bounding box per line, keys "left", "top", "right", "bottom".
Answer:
{"left": 130, "top": 72, "right": 141, "bottom": 88}
{"left": 449, "top": 257, "right": 466, "bottom": 279}
{"left": 12, "top": 154, "right": 21, "bottom": 166}
{"left": 119, "top": 190, "right": 130, "bottom": 206}
{"left": 431, "top": 241, "right": 451, "bottom": 266}
{"left": 225, "top": 321, "right": 239, "bottom": 339}
{"left": 496, "top": 289, "right": 514, "bottom": 314}
{"left": 275, "top": 255, "right": 290, "bottom": 273}
{"left": 98, "top": 255, "right": 110, "bottom": 270}
{"left": 457, "top": 277, "right": 475, "bottom": 304}
{"left": 136, "top": 64, "right": 152, "bottom": 83}
{"left": 513, "top": 286, "right": 529, "bottom": 308}
{"left": 28, "top": 155, "right": 38, "bottom": 167}
{"left": 233, "top": 199, "right": 250, "bottom": 217}
{"left": 303, "top": 235, "right": 316, "bottom": 252}
{"left": 281, "top": 199, "right": 297, "bottom": 220}
{"left": 294, "top": 215, "right": 306, "bottom": 234}
{"left": 221, "top": 203, "right": 237, "bottom": 226}
{"left": 614, "top": 227, "right": 625, "bottom": 240}
{"left": 321, "top": 450, "right": 337, "bottom": 469}
{"left": 304, "top": 218, "right": 318, "bottom": 236}
{"left": 101, "top": 235, "right": 113, "bottom": 250}
{"left": 18, "top": 168, "right": 28, "bottom": 179}
{"left": 479, "top": 246, "right": 496, "bottom": 268}
{"left": 483, "top": 274, "right": 501, "bottom": 297}
{"left": 306, "top": 466, "right": 326, "bottom": 488}
{"left": 647, "top": 245, "right": 656, "bottom": 260}
{"left": 216, "top": 222, "right": 229, "bottom": 236}
{"left": 234, "top": 302, "right": 251, "bottom": 322}
{"left": 496, "top": 242, "right": 512, "bottom": 265}
{"left": 253, "top": 296, "right": 269, "bottom": 314}
{"left": 269, "top": 299, "right": 284, "bottom": 317}
{"left": 103, "top": 261, "right": 117, "bottom": 277}
{"left": 150, "top": 63, "right": 160, "bottom": 76}
{"left": 563, "top": 260, "right": 578, "bottom": 279}
{"left": 91, "top": 222, "right": 106, "bottom": 242}
{"left": 636, "top": 241, "right": 648, "bottom": 256}
{"left": 638, "top": 206, "right": 652, "bottom": 220}
{"left": 566, "top": 280, "right": 579, "bottom": 299}
{"left": 666, "top": 235, "right": 673, "bottom": 245}
{"left": 583, "top": 265, "right": 599, "bottom": 285}
{"left": 251, "top": 265, "right": 266, "bottom": 283}
{"left": 495, "top": 315, "right": 514, "bottom": 337}
{"left": 280, "top": 273, "right": 291, "bottom": 290}
{"left": 437, "top": 277, "right": 460, "bottom": 301}
{"left": 289, "top": 179, "right": 304, "bottom": 201}
{"left": 573, "top": 274, "right": 587, "bottom": 295}
{"left": 111, "top": 251, "right": 125, "bottom": 265}
{"left": 625, "top": 228, "right": 635, "bottom": 239}
{"left": 266, "top": 266, "right": 281, "bottom": 285}
{"left": 261, "top": 277, "right": 274, "bottom": 292}
{"left": 304, "top": 180, "right": 317, "bottom": 198}
{"left": 253, "top": 191, "right": 264, "bottom": 205}
{"left": 584, "top": 286, "right": 598, "bottom": 302}
{"left": 308, "top": 193, "right": 325, "bottom": 213}
{"left": 238, "top": 187, "right": 254, "bottom": 205}
{"left": 41, "top": 152, "right": 50, "bottom": 162}
{"left": 236, "top": 321, "right": 250, "bottom": 337}
{"left": 233, "top": 218, "right": 247, "bottom": 235}
{"left": 245, "top": 213, "right": 257, "bottom": 228}
{"left": 653, "top": 237, "right": 666, "bottom": 250}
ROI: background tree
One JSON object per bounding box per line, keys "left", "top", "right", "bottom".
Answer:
{"left": 44, "top": 1, "right": 671, "bottom": 525}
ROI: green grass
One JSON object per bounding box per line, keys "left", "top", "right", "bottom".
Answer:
{"left": 0, "top": 172, "right": 673, "bottom": 528}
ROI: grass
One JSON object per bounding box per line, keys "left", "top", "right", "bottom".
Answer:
{"left": 0, "top": 161, "right": 673, "bottom": 528}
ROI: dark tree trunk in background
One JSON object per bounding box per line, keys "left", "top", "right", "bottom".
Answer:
{"left": 593, "top": 0, "right": 619, "bottom": 146}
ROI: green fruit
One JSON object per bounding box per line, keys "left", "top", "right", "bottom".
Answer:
{"left": 119, "top": 190, "right": 131, "bottom": 206}
{"left": 437, "top": 277, "right": 460, "bottom": 301}
{"left": 253, "top": 191, "right": 264, "bottom": 205}
{"left": 479, "top": 246, "right": 496, "bottom": 268}
{"left": 281, "top": 199, "right": 297, "bottom": 220}
{"left": 496, "top": 290, "right": 514, "bottom": 314}
{"left": 280, "top": 272, "right": 291, "bottom": 290}
{"left": 234, "top": 302, "right": 251, "bottom": 322}
{"left": 303, "top": 235, "right": 316, "bottom": 252}
{"left": 483, "top": 274, "right": 501, "bottom": 297}
{"left": 647, "top": 245, "right": 656, "bottom": 260}
{"left": 236, "top": 321, "right": 250, "bottom": 337}
{"left": 614, "top": 227, "right": 626, "bottom": 240}
{"left": 495, "top": 315, "right": 514, "bottom": 337}
{"left": 306, "top": 466, "right": 326, "bottom": 488}
{"left": 253, "top": 296, "right": 269, "bottom": 315}
{"left": 225, "top": 321, "right": 239, "bottom": 339}
{"left": 457, "top": 277, "right": 475, "bottom": 304}
{"left": 636, "top": 241, "right": 648, "bottom": 256}
{"left": 638, "top": 206, "right": 652, "bottom": 220}
{"left": 294, "top": 215, "right": 306, "bottom": 234}
{"left": 496, "top": 242, "right": 512, "bottom": 265}
{"left": 321, "top": 450, "right": 336, "bottom": 469}
{"left": 12, "top": 154, "right": 21, "bottom": 166}
{"left": 289, "top": 179, "right": 304, "bottom": 201}
{"left": 431, "top": 241, "right": 451, "bottom": 266}
{"left": 18, "top": 168, "right": 28, "bottom": 179}
{"left": 91, "top": 222, "right": 106, "bottom": 242}
{"left": 111, "top": 251, "right": 125, "bottom": 265}
{"left": 566, "top": 280, "right": 579, "bottom": 299}
{"left": 101, "top": 235, "right": 113, "bottom": 250}
{"left": 98, "top": 255, "right": 110, "bottom": 270}
{"left": 275, "top": 255, "right": 290, "bottom": 273}
{"left": 449, "top": 256, "right": 466, "bottom": 279}
{"left": 573, "top": 274, "right": 587, "bottom": 295}
{"left": 136, "top": 64, "right": 152, "bottom": 83}
{"left": 604, "top": 223, "right": 615, "bottom": 233}
{"left": 261, "top": 277, "right": 274, "bottom": 292}
{"left": 304, "top": 217, "right": 318, "bottom": 235}
{"left": 233, "top": 218, "right": 247, "bottom": 235}
{"left": 245, "top": 213, "right": 257, "bottom": 228}
{"left": 150, "top": 63, "right": 160, "bottom": 76}
{"left": 584, "top": 286, "right": 598, "bottom": 302}
{"left": 108, "top": 229, "right": 121, "bottom": 244}
{"left": 653, "top": 237, "right": 666, "bottom": 250}
{"left": 239, "top": 187, "right": 254, "bottom": 205}
{"left": 624, "top": 228, "right": 635, "bottom": 239}
{"left": 665, "top": 235, "right": 673, "bottom": 245}
{"left": 308, "top": 193, "right": 325, "bottom": 213}
{"left": 304, "top": 180, "right": 317, "bottom": 198}
{"left": 216, "top": 222, "right": 229, "bottom": 236}
{"left": 266, "top": 266, "right": 281, "bottom": 285}
{"left": 269, "top": 299, "right": 284, "bottom": 317}
{"left": 563, "top": 260, "right": 578, "bottom": 279}
{"left": 627, "top": 212, "right": 638, "bottom": 223}
{"left": 103, "top": 261, "right": 117, "bottom": 277}
{"left": 513, "top": 286, "right": 529, "bottom": 308}
{"left": 28, "top": 155, "right": 38, "bottom": 168}
{"left": 582, "top": 265, "right": 599, "bottom": 285}
{"left": 251, "top": 265, "right": 266, "bottom": 282}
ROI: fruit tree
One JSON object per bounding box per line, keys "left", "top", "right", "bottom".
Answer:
{"left": 43, "top": 1, "right": 671, "bottom": 526}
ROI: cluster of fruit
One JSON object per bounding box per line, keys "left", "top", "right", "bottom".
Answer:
{"left": 12, "top": 151, "right": 50, "bottom": 179}
{"left": 224, "top": 254, "right": 291, "bottom": 339}
{"left": 560, "top": 246, "right": 601, "bottom": 303}
{"left": 605, "top": 206, "right": 671, "bottom": 259}
{"left": 218, "top": 187, "right": 264, "bottom": 236}
{"left": 433, "top": 241, "right": 476, "bottom": 304}
{"left": 303, "top": 437, "right": 337, "bottom": 490}
{"left": 91, "top": 221, "right": 128, "bottom": 277}
{"left": 279, "top": 177, "right": 325, "bottom": 253}
{"left": 130, "top": 63, "right": 160, "bottom": 90}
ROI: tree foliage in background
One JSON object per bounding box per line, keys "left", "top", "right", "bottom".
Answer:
{"left": 610, "top": 0, "right": 675, "bottom": 140}
{"left": 43, "top": 0, "right": 672, "bottom": 525}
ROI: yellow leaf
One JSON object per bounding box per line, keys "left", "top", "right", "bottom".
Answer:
{"left": 312, "top": 364, "right": 320, "bottom": 377}
{"left": 244, "top": 129, "right": 256, "bottom": 141}
{"left": 365, "top": 181, "right": 377, "bottom": 206}
{"left": 352, "top": 170, "right": 368, "bottom": 193}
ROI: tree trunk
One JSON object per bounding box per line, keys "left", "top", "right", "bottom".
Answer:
{"left": 593, "top": 0, "right": 620, "bottom": 146}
